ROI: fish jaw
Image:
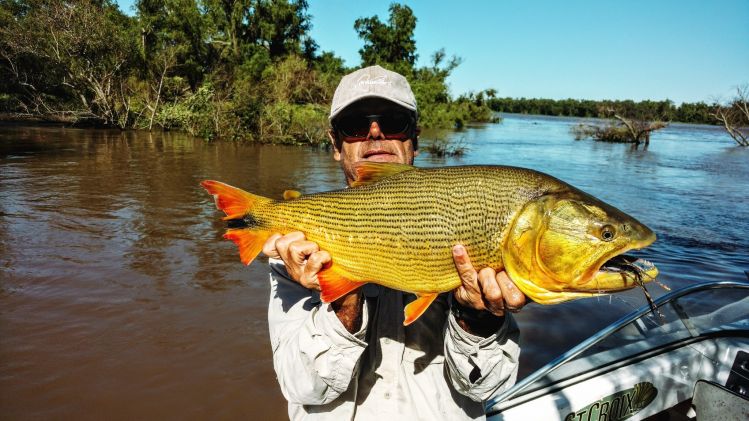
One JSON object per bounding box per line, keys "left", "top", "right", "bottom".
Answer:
{"left": 590, "top": 256, "right": 659, "bottom": 292}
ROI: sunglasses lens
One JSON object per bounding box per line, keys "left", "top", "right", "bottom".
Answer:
{"left": 338, "top": 116, "right": 370, "bottom": 138}
{"left": 379, "top": 112, "right": 410, "bottom": 135}
{"left": 337, "top": 112, "right": 412, "bottom": 138}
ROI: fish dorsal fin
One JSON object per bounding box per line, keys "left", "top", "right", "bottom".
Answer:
{"left": 283, "top": 190, "right": 302, "bottom": 200}
{"left": 351, "top": 162, "right": 416, "bottom": 187}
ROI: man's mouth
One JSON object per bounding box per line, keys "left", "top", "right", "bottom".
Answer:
{"left": 362, "top": 149, "right": 396, "bottom": 161}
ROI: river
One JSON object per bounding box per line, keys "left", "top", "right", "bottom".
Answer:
{"left": 1, "top": 114, "right": 748, "bottom": 419}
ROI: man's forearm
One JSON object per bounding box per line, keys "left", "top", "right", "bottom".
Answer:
{"left": 331, "top": 292, "right": 363, "bottom": 333}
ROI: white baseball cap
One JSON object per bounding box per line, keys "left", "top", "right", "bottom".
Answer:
{"left": 329, "top": 65, "right": 418, "bottom": 122}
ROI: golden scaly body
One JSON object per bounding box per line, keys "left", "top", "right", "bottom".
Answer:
{"left": 252, "top": 166, "right": 563, "bottom": 294}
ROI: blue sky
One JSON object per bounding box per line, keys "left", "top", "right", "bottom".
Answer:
{"left": 116, "top": 0, "right": 748, "bottom": 104}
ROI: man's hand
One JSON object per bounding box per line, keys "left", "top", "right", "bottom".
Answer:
{"left": 452, "top": 245, "right": 526, "bottom": 317}
{"left": 262, "top": 231, "right": 331, "bottom": 291}
{"left": 263, "top": 232, "right": 362, "bottom": 333}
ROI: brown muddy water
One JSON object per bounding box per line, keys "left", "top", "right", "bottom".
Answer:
{"left": 1, "top": 116, "right": 748, "bottom": 419}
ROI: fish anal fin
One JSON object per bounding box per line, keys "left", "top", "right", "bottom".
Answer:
{"left": 223, "top": 229, "right": 271, "bottom": 266}
{"left": 403, "top": 293, "right": 438, "bottom": 326}
{"left": 318, "top": 265, "right": 366, "bottom": 303}
{"left": 201, "top": 180, "right": 269, "bottom": 220}
{"left": 351, "top": 162, "right": 415, "bottom": 187}
{"left": 283, "top": 190, "right": 301, "bottom": 200}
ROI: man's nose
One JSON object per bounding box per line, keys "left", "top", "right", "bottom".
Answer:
{"left": 367, "top": 121, "right": 385, "bottom": 140}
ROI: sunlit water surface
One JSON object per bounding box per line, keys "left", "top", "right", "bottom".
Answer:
{"left": 1, "top": 114, "right": 747, "bottom": 418}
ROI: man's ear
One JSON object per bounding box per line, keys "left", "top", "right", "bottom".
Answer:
{"left": 327, "top": 129, "right": 341, "bottom": 161}
{"left": 413, "top": 126, "right": 421, "bottom": 153}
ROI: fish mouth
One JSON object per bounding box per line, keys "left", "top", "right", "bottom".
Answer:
{"left": 594, "top": 254, "right": 659, "bottom": 290}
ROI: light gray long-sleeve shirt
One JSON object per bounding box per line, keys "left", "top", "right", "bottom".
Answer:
{"left": 267, "top": 258, "right": 520, "bottom": 420}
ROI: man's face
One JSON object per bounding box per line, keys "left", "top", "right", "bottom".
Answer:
{"left": 329, "top": 98, "right": 419, "bottom": 186}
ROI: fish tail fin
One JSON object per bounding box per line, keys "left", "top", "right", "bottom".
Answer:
{"left": 317, "top": 264, "right": 366, "bottom": 303}
{"left": 223, "top": 229, "right": 271, "bottom": 266}
{"left": 201, "top": 180, "right": 274, "bottom": 266}
{"left": 201, "top": 180, "right": 272, "bottom": 220}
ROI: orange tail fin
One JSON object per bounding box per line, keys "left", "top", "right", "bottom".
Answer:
{"left": 201, "top": 180, "right": 270, "bottom": 220}
{"left": 223, "top": 230, "right": 271, "bottom": 266}
{"left": 201, "top": 180, "right": 273, "bottom": 266}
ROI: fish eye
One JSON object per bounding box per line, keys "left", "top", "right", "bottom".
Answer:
{"left": 601, "top": 225, "right": 616, "bottom": 242}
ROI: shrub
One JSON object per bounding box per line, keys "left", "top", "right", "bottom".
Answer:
{"left": 422, "top": 135, "right": 469, "bottom": 157}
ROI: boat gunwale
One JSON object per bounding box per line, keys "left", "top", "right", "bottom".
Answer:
{"left": 486, "top": 280, "right": 749, "bottom": 413}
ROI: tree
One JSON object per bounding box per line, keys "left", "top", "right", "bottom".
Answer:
{"left": 712, "top": 85, "right": 749, "bottom": 146}
{"left": 572, "top": 106, "right": 669, "bottom": 145}
{"left": 0, "top": 0, "right": 139, "bottom": 126}
{"left": 136, "top": 0, "right": 211, "bottom": 90}
{"left": 354, "top": 3, "right": 417, "bottom": 70}
{"left": 608, "top": 113, "right": 668, "bottom": 145}
{"left": 202, "top": 0, "right": 313, "bottom": 63}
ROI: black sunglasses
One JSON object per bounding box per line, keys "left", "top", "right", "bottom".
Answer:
{"left": 335, "top": 111, "right": 414, "bottom": 140}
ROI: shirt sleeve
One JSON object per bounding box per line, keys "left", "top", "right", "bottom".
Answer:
{"left": 267, "top": 259, "right": 369, "bottom": 406}
{"left": 443, "top": 297, "right": 521, "bottom": 402}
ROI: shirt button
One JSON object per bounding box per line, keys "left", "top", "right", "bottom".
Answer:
{"left": 383, "top": 338, "right": 390, "bottom": 345}
{"left": 384, "top": 392, "right": 391, "bottom": 399}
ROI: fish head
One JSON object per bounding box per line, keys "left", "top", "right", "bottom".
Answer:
{"left": 503, "top": 189, "right": 658, "bottom": 304}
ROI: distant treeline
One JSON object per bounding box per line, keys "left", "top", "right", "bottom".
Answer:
{"left": 0, "top": 1, "right": 493, "bottom": 143}
{"left": 488, "top": 97, "right": 716, "bottom": 125}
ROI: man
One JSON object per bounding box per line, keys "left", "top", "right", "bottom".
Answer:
{"left": 261, "top": 65, "right": 526, "bottom": 420}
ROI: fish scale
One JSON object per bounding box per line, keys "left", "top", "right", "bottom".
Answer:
{"left": 252, "top": 166, "right": 554, "bottom": 294}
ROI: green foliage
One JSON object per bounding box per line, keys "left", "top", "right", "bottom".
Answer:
{"left": 258, "top": 102, "right": 328, "bottom": 144}
{"left": 572, "top": 119, "right": 669, "bottom": 144}
{"left": 422, "top": 136, "right": 468, "bottom": 157}
{"left": 355, "top": 3, "right": 417, "bottom": 68}
{"left": 157, "top": 83, "right": 225, "bottom": 140}
{"left": 489, "top": 97, "right": 716, "bottom": 125}
{"left": 137, "top": 0, "right": 211, "bottom": 89}
{"left": 0, "top": 0, "right": 140, "bottom": 126}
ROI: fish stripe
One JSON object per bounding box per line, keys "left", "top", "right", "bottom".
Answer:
{"left": 251, "top": 166, "right": 559, "bottom": 293}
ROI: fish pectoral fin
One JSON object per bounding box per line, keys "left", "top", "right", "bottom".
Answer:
{"left": 403, "top": 293, "right": 438, "bottom": 326}
{"left": 223, "top": 229, "right": 271, "bottom": 266}
{"left": 351, "top": 162, "right": 415, "bottom": 187}
{"left": 317, "top": 265, "right": 366, "bottom": 303}
{"left": 282, "top": 189, "right": 302, "bottom": 200}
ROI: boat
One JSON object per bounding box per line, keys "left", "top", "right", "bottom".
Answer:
{"left": 486, "top": 280, "right": 749, "bottom": 420}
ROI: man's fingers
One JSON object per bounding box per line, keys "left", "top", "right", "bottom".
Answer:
{"left": 452, "top": 245, "right": 478, "bottom": 286}
{"left": 262, "top": 233, "right": 283, "bottom": 258}
{"left": 302, "top": 251, "right": 331, "bottom": 291}
{"left": 497, "top": 271, "right": 526, "bottom": 312}
{"left": 288, "top": 240, "right": 320, "bottom": 265}
{"left": 306, "top": 250, "right": 331, "bottom": 273}
{"left": 478, "top": 268, "right": 505, "bottom": 316}
{"left": 453, "top": 245, "right": 489, "bottom": 310}
{"left": 274, "top": 232, "right": 306, "bottom": 258}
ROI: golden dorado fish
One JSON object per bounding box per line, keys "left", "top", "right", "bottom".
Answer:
{"left": 202, "top": 162, "right": 658, "bottom": 325}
